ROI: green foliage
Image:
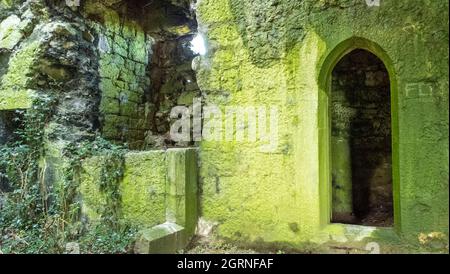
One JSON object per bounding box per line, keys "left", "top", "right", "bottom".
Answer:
{"left": 63, "top": 136, "right": 128, "bottom": 228}
{"left": 78, "top": 222, "right": 136, "bottom": 254}
{"left": 0, "top": 96, "right": 135, "bottom": 253}
{"left": 95, "top": 143, "right": 125, "bottom": 227}
{"left": 0, "top": 95, "right": 63, "bottom": 253}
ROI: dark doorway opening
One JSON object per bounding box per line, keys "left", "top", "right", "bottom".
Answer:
{"left": 330, "top": 49, "right": 393, "bottom": 227}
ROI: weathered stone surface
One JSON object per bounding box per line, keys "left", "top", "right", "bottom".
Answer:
{"left": 0, "top": 0, "right": 103, "bottom": 141}
{"left": 0, "top": 15, "right": 23, "bottom": 50}
{"left": 79, "top": 156, "right": 108, "bottom": 222}
{"left": 148, "top": 36, "right": 201, "bottom": 141}
{"left": 134, "top": 222, "right": 185, "bottom": 254}
{"left": 94, "top": 8, "right": 152, "bottom": 149}
{"left": 0, "top": 0, "right": 447, "bottom": 254}
{"left": 121, "top": 151, "right": 167, "bottom": 228}
{"left": 78, "top": 148, "right": 198, "bottom": 253}
{"left": 80, "top": 151, "right": 166, "bottom": 226}
{"left": 0, "top": 14, "right": 48, "bottom": 109}
{"left": 166, "top": 148, "right": 198, "bottom": 238}
{"left": 196, "top": 0, "right": 449, "bottom": 249}
{"left": 80, "top": 148, "right": 198, "bottom": 247}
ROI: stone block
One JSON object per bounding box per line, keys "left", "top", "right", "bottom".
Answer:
{"left": 134, "top": 222, "right": 185, "bottom": 254}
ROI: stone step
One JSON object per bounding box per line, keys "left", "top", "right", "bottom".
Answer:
{"left": 134, "top": 222, "right": 187, "bottom": 254}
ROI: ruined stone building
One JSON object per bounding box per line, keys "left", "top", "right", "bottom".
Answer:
{"left": 0, "top": 0, "right": 448, "bottom": 253}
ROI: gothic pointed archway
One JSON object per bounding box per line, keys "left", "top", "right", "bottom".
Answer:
{"left": 318, "top": 37, "right": 400, "bottom": 229}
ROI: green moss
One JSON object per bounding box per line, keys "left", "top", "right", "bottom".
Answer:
{"left": 166, "top": 148, "right": 199, "bottom": 237}
{"left": 100, "top": 97, "right": 120, "bottom": 114}
{"left": 1, "top": 39, "right": 41, "bottom": 91}
{"left": 120, "top": 151, "right": 167, "bottom": 228}
{"left": 0, "top": 38, "right": 41, "bottom": 109}
{"left": 80, "top": 156, "right": 109, "bottom": 222}
{"left": 95, "top": 7, "right": 150, "bottom": 143}
{"left": 0, "top": 88, "right": 35, "bottom": 110}
{"left": 197, "top": 0, "right": 234, "bottom": 25}
{"left": 79, "top": 148, "right": 199, "bottom": 244}
{"left": 196, "top": 0, "right": 449, "bottom": 251}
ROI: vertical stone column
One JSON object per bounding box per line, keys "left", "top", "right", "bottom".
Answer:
{"left": 134, "top": 148, "right": 199, "bottom": 254}
{"left": 166, "top": 148, "right": 198, "bottom": 239}
{"left": 331, "top": 137, "right": 353, "bottom": 215}
{"left": 331, "top": 89, "right": 357, "bottom": 220}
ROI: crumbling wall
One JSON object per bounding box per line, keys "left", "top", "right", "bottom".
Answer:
{"left": 0, "top": 0, "right": 101, "bottom": 138}
{"left": 3, "top": 0, "right": 200, "bottom": 149}
{"left": 149, "top": 37, "right": 200, "bottom": 140}
{"left": 1, "top": 0, "right": 448, "bottom": 253}
{"left": 82, "top": 0, "right": 200, "bottom": 149}
{"left": 86, "top": 5, "right": 153, "bottom": 150}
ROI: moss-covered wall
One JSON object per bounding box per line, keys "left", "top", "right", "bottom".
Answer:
{"left": 1, "top": 0, "right": 199, "bottom": 147}
{"left": 81, "top": 151, "right": 167, "bottom": 228}
{"left": 1, "top": 0, "right": 448, "bottom": 253}
{"left": 195, "top": 0, "right": 448, "bottom": 248}
{"left": 81, "top": 0, "right": 199, "bottom": 149}
{"left": 92, "top": 7, "right": 152, "bottom": 150}
{"left": 80, "top": 148, "right": 198, "bottom": 232}
{"left": 0, "top": 0, "right": 102, "bottom": 136}
{"left": 0, "top": 2, "right": 42, "bottom": 110}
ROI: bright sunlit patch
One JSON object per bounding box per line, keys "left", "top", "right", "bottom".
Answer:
{"left": 190, "top": 34, "right": 207, "bottom": 56}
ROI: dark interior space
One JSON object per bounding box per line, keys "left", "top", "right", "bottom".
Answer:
{"left": 0, "top": 110, "right": 24, "bottom": 146}
{"left": 331, "top": 49, "right": 393, "bottom": 227}
{"left": 0, "top": 110, "right": 24, "bottom": 192}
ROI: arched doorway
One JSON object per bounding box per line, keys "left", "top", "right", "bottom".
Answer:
{"left": 330, "top": 49, "right": 393, "bottom": 227}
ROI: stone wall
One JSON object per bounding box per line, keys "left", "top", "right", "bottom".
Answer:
{"left": 0, "top": 0, "right": 200, "bottom": 148}
{"left": 1, "top": 0, "right": 448, "bottom": 253}
{"left": 1, "top": 0, "right": 201, "bottom": 253}
{"left": 195, "top": 0, "right": 449, "bottom": 248}
{"left": 80, "top": 148, "right": 199, "bottom": 253}
{"left": 82, "top": 0, "right": 199, "bottom": 149}
{"left": 149, "top": 37, "right": 200, "bottom": 140}
{"left": 0, "top": 0, "right": 102, "bottom": 139}
{"left": 81, "top": 151, "right": 167, "bottom": 227}
{"left": 94, "top": 10, "right": 153, "bottom": 150}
